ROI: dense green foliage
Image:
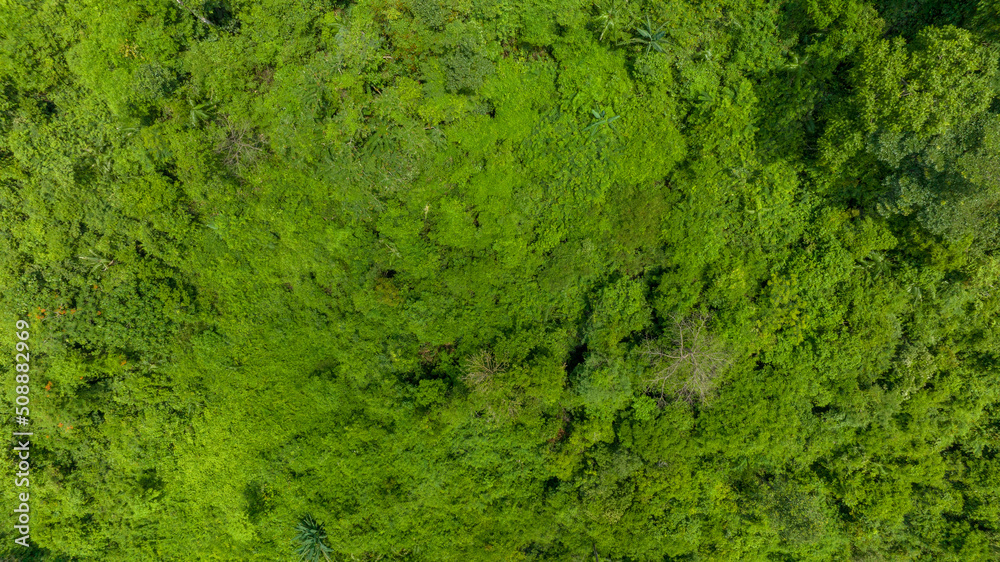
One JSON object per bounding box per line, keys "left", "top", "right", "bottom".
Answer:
{"left": 3, "top": 0, "right": 1000, "bottom": 560}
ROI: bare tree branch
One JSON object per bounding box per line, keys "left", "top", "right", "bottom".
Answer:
{"left": 215, "top": 116, "right": 267, "bottom": 174}
{"left": 463, "top": 350, "right": 508, "bottom": 394}
{"left": 175, "top": 0, "right": 216, "bottom": 27}
{"left": 642, "top": 312, "right": 731, "bottom": 404}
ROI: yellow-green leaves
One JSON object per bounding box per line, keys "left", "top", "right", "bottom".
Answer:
{"left": 843, "top": 25, "right": 998, "bottom": 147}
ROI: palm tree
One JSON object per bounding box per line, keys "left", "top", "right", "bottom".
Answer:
{"left": 77, "top": 249, "right": 115, "bottom": 273}
{"left": 594, "top": 0, "right": 624, "bottom": 42}
{"left": 293, "top": 514, "right": 333, "bottom": 562}
{"left": 629, "top": 14, "right": 668, "bottom": 55}
{"left": 583, "top": 108, "right": 620, "bottom": 138}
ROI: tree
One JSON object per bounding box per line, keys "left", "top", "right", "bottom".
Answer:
{"left": 641, "top": 312, "right": 731, "bottom": 404}
{"left": 819, "top": 25, "right": 998, "bottom": 173}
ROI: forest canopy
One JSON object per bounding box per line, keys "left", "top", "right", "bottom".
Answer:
{"left": 3, "top": 0, "right": 1000, "bottom": 560}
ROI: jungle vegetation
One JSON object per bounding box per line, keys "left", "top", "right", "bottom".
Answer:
{"left": 3, "top": 0, "right": 1000, "bottom": 560}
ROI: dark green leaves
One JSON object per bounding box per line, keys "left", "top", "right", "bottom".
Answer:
{"left": 293, "top": 515, "right": 333, "bottom": 562}
{"left": 628, "top": 14, "right": 668, "bottom": 55}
